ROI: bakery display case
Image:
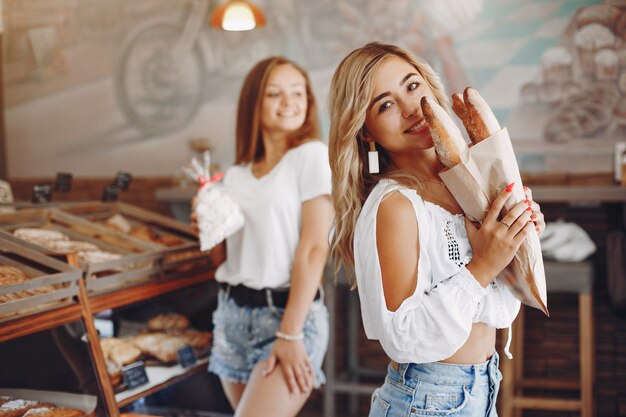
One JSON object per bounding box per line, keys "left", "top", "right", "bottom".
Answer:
{"left": 55, "top": 203, "right": 210, "bottom": 278}
{"left": 0, "top": 208, "right": 162, "bottom": 294}
{"left": 0, "top": 232, "right": 81, "bottom": 324}
{"left": 0, "top": 204, "right": 217, "bottom": 417}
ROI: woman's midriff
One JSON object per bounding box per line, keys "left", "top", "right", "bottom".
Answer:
{"left": 390, "top": 322, "right": 496, "bottom": 370}
{"left": 441, "top": 322, "right": 496, "bottom": 364}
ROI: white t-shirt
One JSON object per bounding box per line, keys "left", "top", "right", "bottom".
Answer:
{"left": 354, "top": 179, "right": 521, "bottom": 364}
{"left": 215, "top": 141, "right": 332, "bottom": 290}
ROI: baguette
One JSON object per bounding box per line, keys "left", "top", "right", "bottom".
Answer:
{"left": 457, "top": 87, "right": 501, "bottom": 143}
{"left": 420, "top": 96, "right": 467, "bottom": 168}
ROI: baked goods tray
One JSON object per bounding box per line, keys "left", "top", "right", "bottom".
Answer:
{"left": 0, "top": 208, "right": 162, "bottom": 295}
{"left": 55, "top": 202, "right": 212, "bottom": 276}
{"left": 0, "top": 388, "right": 97, "bottom": 414}
{"left": 0, "top": 232, "right": 81, "bottom": 322}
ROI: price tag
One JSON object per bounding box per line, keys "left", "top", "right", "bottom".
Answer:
{"left": 101, "top": 185, "right": 120, "bottom": 202}
{"left": 121, "top": 361, "right": 149, "bottom": 389}
{"left": 55, "top": 172, "right": 73, "bottom": 192}
{"left": 32, "top": 184, "right": 52, "bottom": 204}
{"left": 177, "top": 345, "right": 197, "bottom": 368}
{"left": 113, "top": 171, "right": 133, "bottom": 191}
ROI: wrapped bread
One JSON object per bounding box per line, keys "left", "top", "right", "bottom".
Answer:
{"left": 421, "top": 87, "right": 548, "bottom": 315}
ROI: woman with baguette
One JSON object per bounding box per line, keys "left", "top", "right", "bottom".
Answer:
{"left": 328, "top": 42, "right": 545, "bottom": 416}
{"left": 195, "top": 57, "right": 333, "bottom": 417}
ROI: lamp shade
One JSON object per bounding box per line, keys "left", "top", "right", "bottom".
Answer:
{"left": 210, "top": 0, "right": 266, "bottom": 31}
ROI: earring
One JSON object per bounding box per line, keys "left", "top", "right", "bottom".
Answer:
{"left": 368, "top": 142, "right": 379, "bottom": 174}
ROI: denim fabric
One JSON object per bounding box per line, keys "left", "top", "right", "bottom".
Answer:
{"left": 369, "top": 352, "right": 502, "bottom": 417}
{"left": 208, "top": 288, "right": 329, "bottom": 387}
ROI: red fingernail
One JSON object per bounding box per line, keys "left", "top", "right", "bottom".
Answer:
{"left": 526, "top": 207, "right": 532, "bottom": 211}
{"left": 525, "top": 199, "right": 531, "bottom": 206}
{"left": 523, "top": 186, "right": 529, "bottom": 191}
{"left": 506, "top": 182, "right": 515, "bottom": 192}
{"left": 531, "top": 213, "right": 537, "bottom": 219}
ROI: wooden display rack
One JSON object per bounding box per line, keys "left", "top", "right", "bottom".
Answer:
{"left": 0, "top": 205, "right": 216, "bottom": 417}
{"left": 0, "top": 208, "right": 163, "bottom": 294}
{"left": 56, "top": 202, "right": 211, "bottom": 277}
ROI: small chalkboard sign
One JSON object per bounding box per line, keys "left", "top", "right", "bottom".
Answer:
{"left": 177, "top": 345, "right": 197, "bottom": 368}
{"left": 121, "top": 361, "right": 149, "bottom": 389}
{"left": 113, "top": 171, "right": 133, "bottom": 191}
{"left": 101, "top": 185, "right": 120, "bottom": 202}
{"left": 55, "top": 172, "right": 73, "bottom": 192}
{"left": 32, "top": 184, "right": 53, "bottom": 204}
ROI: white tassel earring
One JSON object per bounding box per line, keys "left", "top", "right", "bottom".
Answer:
{"left": 368, "top": 142, "right": 379, "bottom": 174}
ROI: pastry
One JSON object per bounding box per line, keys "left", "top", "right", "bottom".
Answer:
{"left": 131, "top": 333, "right": 187, "bottom": 364}
{"left": 574, "top": 23, "right": 616, "bottom": 74}
{"left": 45, "top": 240, "right": 100, "bottom": 254}
{"left": 100, "top": 338, "right": 142, "bottom": 367}
{"left": 12, "top": 228, "right": 69, "bottom": 251}
{"left": 106, "top": 360, "right": 123, "bottom": 387}
{"left": 594, "top": 49, "right": 618, "bottom": 81}
{"left": 0, "top": 400, "right": 53, "bottom": 417}
{"left": 0, "top": 399, "right": 14, "bottom": 407}
{"left": 104, "top": 214, "right": 131, "bottom": 234}
{"left": 77, "top": 250, "right": 122, "bottom": 264}
{"left": 165, "top": 329, "right": 212, "bottom": 350}
{"left": 23, "top": 409, "right": 84, "bottom": 417}
{"left": 147, "top": 313, "right": 189, "bottom": 331}
{"left": 420, "top": 96, "right": 467, "bottom": 168}
{"left": 541, "top": 46, "right": 573, "bottom": 83}
{"left": 544, "top": 84, "right": 618, "bottom": 142}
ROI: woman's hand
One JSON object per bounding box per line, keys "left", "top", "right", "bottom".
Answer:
{"left": 264, "top": 338, "right": 314, "bottom": 395}
{"left": 465, "top": 183, "right": 535, "bottom": 287}
{"left": 524, "top": 186, "right": 545, "bottom": 236}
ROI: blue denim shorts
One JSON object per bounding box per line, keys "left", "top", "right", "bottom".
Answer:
{"left": 369, "top": 352, "right": 502, "bottom": 416}
{"left": 208, "top": 288, "right": 329, "bottom": 387}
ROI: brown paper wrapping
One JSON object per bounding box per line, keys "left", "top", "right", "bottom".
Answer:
{"left": 439, "top": 128, "right": 548, "bottom": 315}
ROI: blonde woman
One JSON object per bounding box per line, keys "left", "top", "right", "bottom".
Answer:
{"left": 201, "top": 57, "right": 332, "bottom": 417}
{"left": 328, "top": 42, "right": 545, "bottom": 416}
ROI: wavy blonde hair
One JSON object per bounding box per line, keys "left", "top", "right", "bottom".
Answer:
{"left": 328, "top": 42, "right": 449, "bottom": 280}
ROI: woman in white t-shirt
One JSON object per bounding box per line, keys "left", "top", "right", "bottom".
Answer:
{"left": 204, "top": 57, "right": 333, "bottom": 416}
{"left": 327, "top": 42, "right": 545, "bottom": 416}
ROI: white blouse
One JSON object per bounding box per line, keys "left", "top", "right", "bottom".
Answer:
{"left": 215, "top": 141, "right": 332, "bottom": 290}
{"left": 354, "top": 179, "right": 520, "bottom": 364}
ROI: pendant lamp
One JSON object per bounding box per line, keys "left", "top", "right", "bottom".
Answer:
{"left": 210, "top": 0, "right": 266, "bottom": 31}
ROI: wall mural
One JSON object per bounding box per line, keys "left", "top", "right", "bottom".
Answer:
{"left": 4, "top": 0, "right": 617, "bottom": 178}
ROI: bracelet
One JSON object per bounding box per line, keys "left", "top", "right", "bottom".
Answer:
{"left": 275, "top": 331, "right": 304, "bottom": 341}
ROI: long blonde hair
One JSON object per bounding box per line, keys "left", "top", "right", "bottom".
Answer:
{"left": 328, "top": 42, "right": 448, "bottom": 279}
{"left": 235, "top": 57, "right": 320, "bottom": 164}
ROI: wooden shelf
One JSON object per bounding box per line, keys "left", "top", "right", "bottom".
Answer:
{"left": 116, "top": 359, "right": 209, "bottom": 407}
{"left": 89, "top": 270, "right": 215, "bottom": 314}
{"left": 0, "top": 303, "right": 82, "bottom": 343}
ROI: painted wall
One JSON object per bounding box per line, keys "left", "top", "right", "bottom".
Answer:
{"left": 5, "top": 0, "right": 617, "bottom": 179}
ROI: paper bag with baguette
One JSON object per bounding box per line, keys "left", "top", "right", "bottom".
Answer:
{"left": 421, "top": 87, "right": 548, "bottom": 315}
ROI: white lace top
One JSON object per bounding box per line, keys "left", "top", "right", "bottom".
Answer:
{"left": 354, "top": 179, "right": 520, "bottom": 364}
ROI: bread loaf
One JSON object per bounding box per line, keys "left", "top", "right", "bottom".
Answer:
{"left": 457, "top": 87, "right": 501, "bottom": 143}
{"left": 420, "top": 96, "right": 467, "bottom": 168}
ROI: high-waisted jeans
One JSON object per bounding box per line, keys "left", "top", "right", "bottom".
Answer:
{"left": 369, "top": 352, "right": 502, "bottom": 416}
